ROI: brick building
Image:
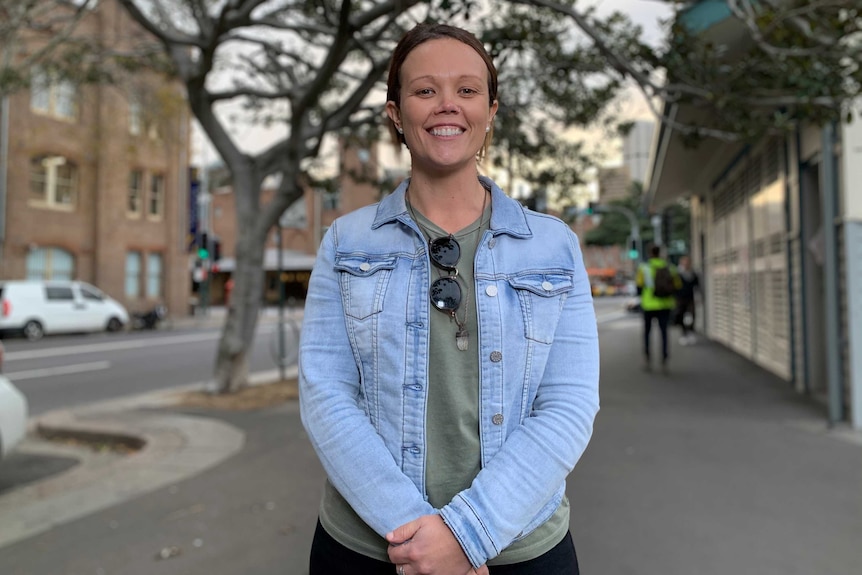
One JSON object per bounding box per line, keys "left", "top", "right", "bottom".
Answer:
{"left": 204, "top": 139, "right": 404, "bottom": 305}
{"left": 0, "top": 0, "right": 191, "bottom": 317}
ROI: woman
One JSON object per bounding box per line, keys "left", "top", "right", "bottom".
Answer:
{"left": 299, "top": 23, "right": 600, "bottom": 575}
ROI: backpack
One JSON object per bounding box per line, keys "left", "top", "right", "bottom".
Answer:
{"left": 653, "top": 265, "right": 675, "bottom": 298}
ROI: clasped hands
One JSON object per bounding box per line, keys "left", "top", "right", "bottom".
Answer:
{"left": 386, "top": 514, "right": 489, "bottom": 575}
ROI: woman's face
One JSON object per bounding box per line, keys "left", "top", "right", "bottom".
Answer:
{"left": 386, "top": 38, "right": 498, "bottom": 176}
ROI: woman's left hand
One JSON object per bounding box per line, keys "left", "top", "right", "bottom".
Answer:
{"left": 386, "top": 514, "right": 486, "bottom": 575}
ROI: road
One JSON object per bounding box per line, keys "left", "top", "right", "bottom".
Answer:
{"left": 2, "top": 313, "right": 302, "bottom": 416}
{"left": 3, "top": 300, "right": 628, "bottom": 417}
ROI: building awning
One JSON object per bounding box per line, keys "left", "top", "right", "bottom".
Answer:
{"left": 214, "top": 248, "right": 318, "bottom": 272}
{"left": 644, "top": 2, "right": 752, "bottom": 209}
{"left": 645, "top": 103, "right": 746, "bottom": 208}
{"left": 587, "top": 267, "right": 619, "bottom": 278}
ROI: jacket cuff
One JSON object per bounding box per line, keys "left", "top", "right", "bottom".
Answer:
{"left": 439, "top": 496, "right": 499, "bottom": 569}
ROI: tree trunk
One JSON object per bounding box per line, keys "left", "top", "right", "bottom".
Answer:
{"left": 212, "top": 235, "right": 266, "bottom": 393}
{"left": 211, "top": 173, "right": 267, "bottom": 394}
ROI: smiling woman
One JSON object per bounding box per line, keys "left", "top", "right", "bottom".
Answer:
{"left": 300, "top": 23, "right": 600, "bottom": 575}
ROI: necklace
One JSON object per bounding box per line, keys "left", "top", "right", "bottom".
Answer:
{"left": 407, "top": 187, "right": 488, "bottom": 351}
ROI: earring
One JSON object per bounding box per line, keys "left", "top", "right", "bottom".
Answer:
{"left": 396, "top": 126, "right": 404, "bottom": 134}
{"left": 485, "top": 125, "right": 491, "bottom": 133}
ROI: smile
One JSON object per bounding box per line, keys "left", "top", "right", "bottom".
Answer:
{"left": 428, "top": 127, "right": 464, "bottom": 137}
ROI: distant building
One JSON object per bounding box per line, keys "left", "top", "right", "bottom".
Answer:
{"left": 622, "top": 120, "right": 656, "bottom": 185}
{"left": 597, "top": 165, "right": 632, "bottom": 204}
{"left": 0, "top": 0, "right": 191, "bottom": 317}
{"left": 205, "top": 138, "right": 410, "bottom": 304}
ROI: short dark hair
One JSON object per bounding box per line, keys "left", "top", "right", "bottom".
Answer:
{"left": 386, "top": 23, "right": 498, "bottom": 159}
{"left": 650, "top": 245, "right": 661, "bottom": 258}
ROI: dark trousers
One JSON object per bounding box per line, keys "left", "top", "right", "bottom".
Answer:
{"left": 309, "top": 520, "right": 580, "bottom": 575}
{"left": 643, "top": 308, "right": 671, "bottom": 362}
{"left": 676, "top": 298, "right": 696, "bottom": 336}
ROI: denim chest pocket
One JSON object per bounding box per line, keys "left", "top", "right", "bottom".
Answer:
{"left": 508, "top": 272, "right": 573, "bottom": 343}
{"left": 334, "top": 254, "right": 397, "bottom": 320}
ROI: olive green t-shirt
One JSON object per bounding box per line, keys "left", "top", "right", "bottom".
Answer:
{"left": 319, "top": 190, "right": 568, "bottom": 564}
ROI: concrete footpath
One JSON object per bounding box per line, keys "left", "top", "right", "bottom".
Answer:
{"left": 0, "top": 313, "right": 860, "bottom": 575}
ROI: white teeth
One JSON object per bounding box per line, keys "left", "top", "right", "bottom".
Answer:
{"left": 429, "top": 127, "right": 463, "bottom": 137}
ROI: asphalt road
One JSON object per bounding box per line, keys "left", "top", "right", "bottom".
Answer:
{"left": 2, "top": 317, "right": 299, "bottom": 416}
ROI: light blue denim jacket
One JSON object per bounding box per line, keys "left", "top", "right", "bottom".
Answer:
{"left": 299, "top": 176, "right": 600, "bottom": 568}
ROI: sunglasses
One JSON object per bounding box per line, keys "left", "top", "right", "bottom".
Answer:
{"left": 428, "top": 235, "right": 462, "bottom": 315}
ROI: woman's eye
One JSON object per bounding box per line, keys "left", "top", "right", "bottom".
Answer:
{"left": 460, "top": 88, "right": 479, "bottom": 95}
{"left": 416, "top": 88, "right": 434, "bottom": 96}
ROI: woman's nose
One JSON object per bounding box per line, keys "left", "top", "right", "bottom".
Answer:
{"left": 437, "top": 97, "right": 460, "bottom": 114}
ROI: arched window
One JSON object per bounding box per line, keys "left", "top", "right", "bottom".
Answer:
{"left": 26, "top": 248, "right": 74, "bottom": 280}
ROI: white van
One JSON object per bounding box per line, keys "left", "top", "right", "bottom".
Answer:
{"left": 0, "top": 280, "right": 129, "bottom": 341}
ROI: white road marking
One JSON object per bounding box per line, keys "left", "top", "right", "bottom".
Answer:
{"left": 5, "top": 361, "right": 112, "bottom": 381}
{"left": 4, "top": 332, "right": 221, "bottom": 362}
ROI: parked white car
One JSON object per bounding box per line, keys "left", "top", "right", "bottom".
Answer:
{"left": 0, "top": 280, "right": 129, "bottom": 341}
{"left": 0, "top": 341, "right": 28, "bottom": 460}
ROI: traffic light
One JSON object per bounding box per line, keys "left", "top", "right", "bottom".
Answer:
{"left": 584, "top": 201, "right": 599, "bottom": 215}
{"left": 627, "top": 237, "right": 640, "bottom": 260}
{"left": 198, "top": 232, "right": 209, "bottom": 260}
{"left": 212, "top": 238, "right": 221, "bottom": 262}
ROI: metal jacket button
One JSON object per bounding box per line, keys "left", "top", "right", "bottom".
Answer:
{"left": 542, "top": 281, "right": 553, "bottom": 291}
{"left": 490, "top": 351, "right": 502, "bottom": 362}
{"left": 359, "top": 262, "right": 371, "bottom": 271}
{"left": 486, "top": 285, "right": 498, "bottom": 297}
{"left": 488, "top": 238, "right": 497, "bottom": 249}
{"left": 492, "top": 413, "right": 504, "bottom": 425}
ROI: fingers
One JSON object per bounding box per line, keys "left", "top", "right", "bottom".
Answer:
{"left": 475, "top": 565, "right": 490, "bottom": 575}
{"left": 386, "top": 518, "right": 421, "bottom": 545}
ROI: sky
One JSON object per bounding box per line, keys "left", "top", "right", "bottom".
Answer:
{"left": 191, "top": 0, "right": 675, "bottom": 170}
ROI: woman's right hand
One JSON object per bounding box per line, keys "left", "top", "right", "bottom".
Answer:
{"left": 387, "top": 514, "right": 486, "bottom": 574}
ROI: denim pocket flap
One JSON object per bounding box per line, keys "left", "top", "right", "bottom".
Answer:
{"left": 334, "top": 255, "right": 397, "bottom": 277}
{"left": 508, "top": 273, "right": 573, "bottom": 297}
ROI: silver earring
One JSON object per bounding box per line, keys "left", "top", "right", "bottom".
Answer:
{"left": 485, "top": 125, "right": 491, "bottom": 133}
{"left": 397, "top": 126, "right": 404, "bottom": 134}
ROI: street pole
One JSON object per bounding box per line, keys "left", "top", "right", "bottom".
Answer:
{"left": 197, "top": 192, "right": 211, "bottom": 316}
{"left": 276, "top": 217, "right": 286, "bottom": 381}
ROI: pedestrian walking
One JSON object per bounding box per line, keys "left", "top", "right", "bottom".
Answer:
{"left": 299, "top": 23, "right": 600, "bottom": 575}
{"left": 674, "top": 255, "right": 699, "bottom": 345}
{"left": 636, "top": 245, "right": 680, "bottom": 371}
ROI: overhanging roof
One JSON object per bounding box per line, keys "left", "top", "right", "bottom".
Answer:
{"left": 644, "top": 1, "right": 752, "bottom": 209}
{"left": 215, "top": 248, "right": 317, "bottom": 272}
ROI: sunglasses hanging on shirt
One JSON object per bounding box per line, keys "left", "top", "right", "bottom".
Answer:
{"left": 428, "top": 235, "right": 470, "bottom": 351}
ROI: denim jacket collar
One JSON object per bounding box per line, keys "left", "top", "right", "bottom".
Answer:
{"left": 371, "top": 175, "right": 533, "bottom": 239}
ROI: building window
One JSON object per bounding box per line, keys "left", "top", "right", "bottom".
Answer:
{"left": 25, "top": 247, "right": 74, "bottom": 280}
{"left": 147, "top": 121, "right": 160, "bottom": 140}
{"left": 29, "top": 156, "right": 77, "bottom": 209}
{"left": 128, "top": 170, "right": 143, "bottom": 215}
{"left": 129, "top": 96, "right": 142, "bottom": 135}
{"left": 125, "top": 251, "right": 142, "bottom": 298}
{"left": 322, "top": 190, "right": 340, "bottom": 211}
{"left": 148, "top": 174, "right": 164, "bottom": 218}
{"left": 146, "top": 253, "right": 163, "bottom": 298}
{"left": 30, "top": 68, "right": 77, "bottom": 120}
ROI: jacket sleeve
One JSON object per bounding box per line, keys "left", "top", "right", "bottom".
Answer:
{"left": 299, "top": 223, "right": 436, "bottom": 536}
{"left": 439, "top": 228, "right": 600, "bottom": 567}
